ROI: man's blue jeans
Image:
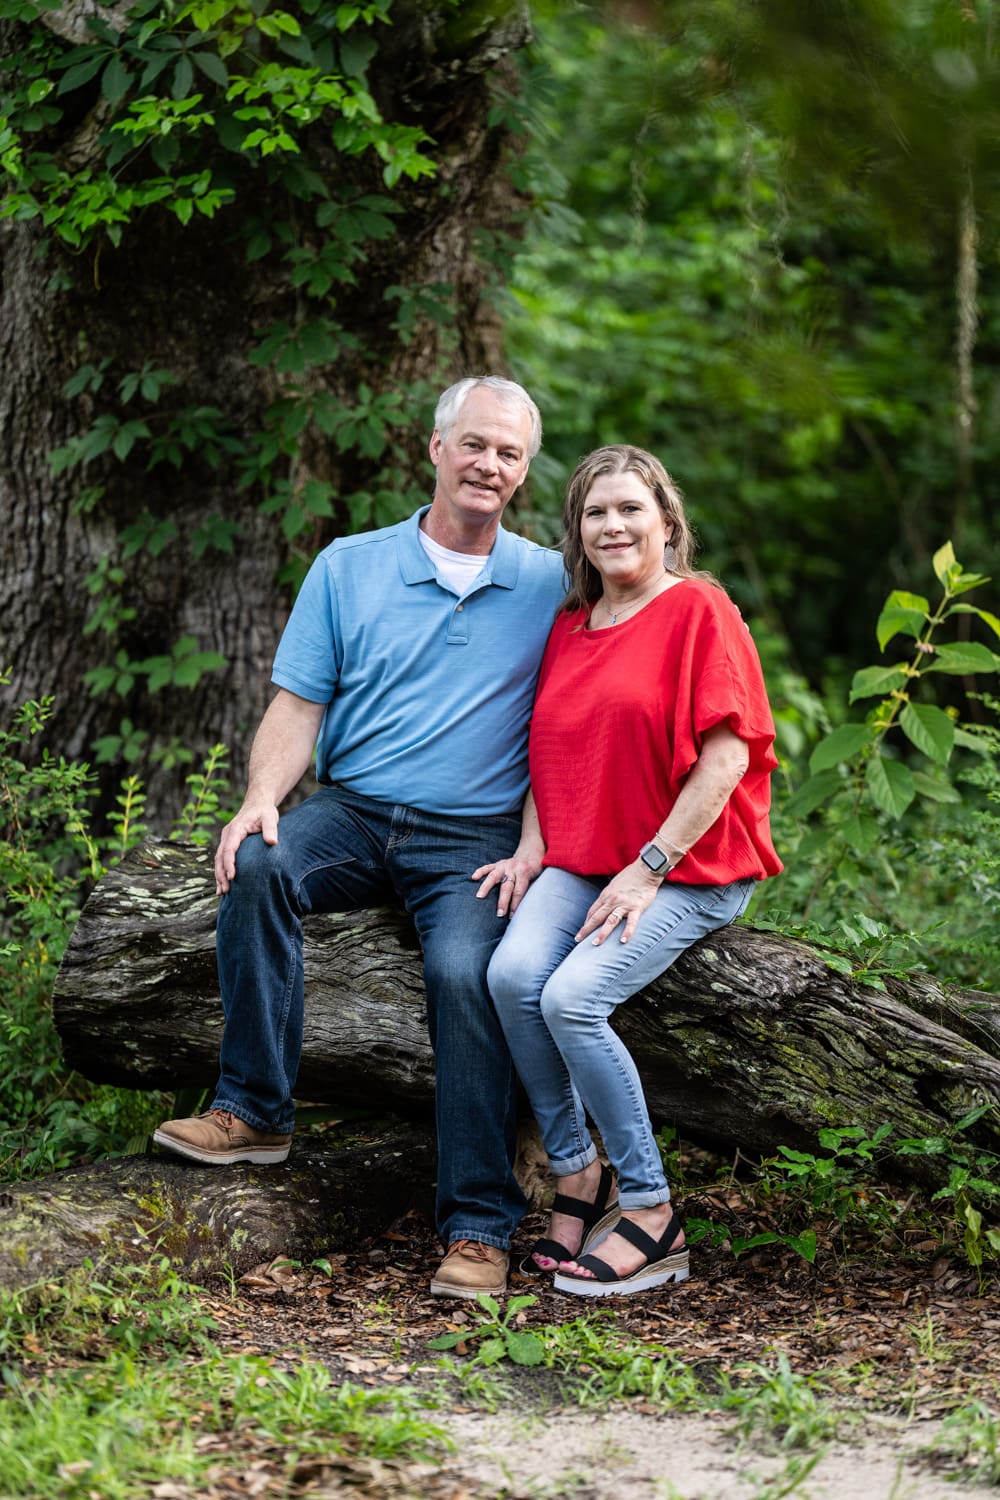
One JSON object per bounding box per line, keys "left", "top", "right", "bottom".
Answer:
{"left": 212, "top": 784, "right": 526, "bottom": 1250}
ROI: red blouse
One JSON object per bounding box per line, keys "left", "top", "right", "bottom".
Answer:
{"left": 528, "top": 579, "right": 783, "bottom": 883}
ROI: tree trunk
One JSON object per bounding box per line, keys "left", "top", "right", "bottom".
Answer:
{"left": 0, "top": 1127, "right": 436, "bottom": 1291}
{"left": 54, "top": 840, "right": 1000, "bottom": 1187}
{"left": 0, "top": 2, "right": 533, "bottom": 823}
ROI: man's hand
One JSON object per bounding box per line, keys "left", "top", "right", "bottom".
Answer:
{"left": 213, "top": 688, "right": 327, "bottom": 897}
{"left": 576, "top": 861, "right": 663, "bottom": 946}
{"left": 215, "top": 800, "right": 281, "bottom": 895}
{"left": 472, "top": 844, "right": 544, "bottom": 918}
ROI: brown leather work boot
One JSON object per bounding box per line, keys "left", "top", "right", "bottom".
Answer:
{"left": 430, "top": 1239, "right": 509, "bottom": 1300}
{"left": 153, "top": 1109, "right": 291, "bottom": 1165}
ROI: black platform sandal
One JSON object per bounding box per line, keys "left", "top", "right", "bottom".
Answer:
{"left": 517, "top": 1162, "right": 620, "bottom": 1278}
{"left": 553, "top": 1211, "right": 689, "bottom": 1297}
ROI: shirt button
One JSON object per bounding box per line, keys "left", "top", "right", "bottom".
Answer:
{"left": 456, "top": 604, "right": 464, "bottom": 612}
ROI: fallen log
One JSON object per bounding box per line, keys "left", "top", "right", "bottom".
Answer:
{"left": 53, "top": 840, "right": 1000, "bottom": 1185}
{"left": 0, "top": 1127, "right": 436, "bottom": 1292}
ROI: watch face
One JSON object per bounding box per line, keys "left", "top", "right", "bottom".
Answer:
{"left": 641, "top": 842, "right": 668, "bottom": 870}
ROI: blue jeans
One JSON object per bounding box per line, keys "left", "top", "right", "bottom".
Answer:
{"left": 488, "top": 868, "right": 754, "bottom": 1210}
{"left": 212, "top": 784, "right": 526, "bottom": 1249}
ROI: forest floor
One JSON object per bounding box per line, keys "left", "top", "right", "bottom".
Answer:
{"left": 199, "top": 1195, "right": 1000, "bottom": 1500}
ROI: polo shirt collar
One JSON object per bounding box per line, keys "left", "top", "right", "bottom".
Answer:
{"left": 397, "top": 506, "right": 520, "bottom": 589}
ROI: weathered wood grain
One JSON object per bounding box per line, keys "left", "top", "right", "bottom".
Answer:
{"left": 53, "top": 840, "right": 1000, "bottom": 1183}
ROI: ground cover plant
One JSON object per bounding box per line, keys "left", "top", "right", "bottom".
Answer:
{"left": 3, "top": 1132, "right": 998, "bottom": 1499}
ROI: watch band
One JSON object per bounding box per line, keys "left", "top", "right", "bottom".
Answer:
{"left": 639, "top": 840, "right": 672, "bottom": 874}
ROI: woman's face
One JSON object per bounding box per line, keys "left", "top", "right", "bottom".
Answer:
{"left": 579, "top": 470, "right": 671, "bottom": 590}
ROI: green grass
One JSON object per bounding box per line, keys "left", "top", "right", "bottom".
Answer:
{"left": 0, "top": 1353, "right": 451, "bottom": 1499}
{"left": 0, "top": 1258, "right": 450, "bottom": 1499}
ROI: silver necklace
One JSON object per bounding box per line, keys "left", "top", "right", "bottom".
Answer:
{"left": 597, "top": 571, "right": 668, "bottom": 626}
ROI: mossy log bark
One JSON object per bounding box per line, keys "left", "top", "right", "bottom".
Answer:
{"left": 0, "top": 1127, "right": 435, "bottom": 1292}
{"left": 53, "top": 840, "right": 1000, "bottom": 1190}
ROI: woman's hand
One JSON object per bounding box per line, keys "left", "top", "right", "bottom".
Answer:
{"left": 472, "top": 844, "right": 545, "bottom": 917}
{"left": 576, "top": 861, "right": 664, "bottom": 945}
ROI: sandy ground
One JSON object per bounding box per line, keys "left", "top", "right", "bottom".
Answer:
{"left": 440, "top": 1408, "right": 993, "bottom": 1499}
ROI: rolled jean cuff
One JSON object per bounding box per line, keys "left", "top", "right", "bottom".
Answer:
{"left": 210, "top": 1097, "right": 293, "bottom": 1134}
{"left": 549, "top": 1144, "right": 599, "bottom": 1177}
{"left": 618, "top": 1188, "right": 672, "bottom": 1210}
{"left": 448, "top": 1229, "right": 510, "bottom": 1252}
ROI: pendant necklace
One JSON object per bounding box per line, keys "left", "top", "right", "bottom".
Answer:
{"left": 599, "top": 571, "right": 668, "bottom": 626}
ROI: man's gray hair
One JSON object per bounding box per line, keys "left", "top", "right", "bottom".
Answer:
{"left": 434, "top": 376, "right": 542, "bottom": 460}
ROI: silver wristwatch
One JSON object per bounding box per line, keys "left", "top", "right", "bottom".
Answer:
{"left": 639, "top": 840, "right": 672, "bottom": 874}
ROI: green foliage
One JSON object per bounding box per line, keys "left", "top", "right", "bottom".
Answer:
{"left": 0, "top": 676, "right": 233, "bottom": 1182}
{"left": 507, "top": 3, "right": 999, "bottom": 685}
{"left": 724, "top": 1354, "right": 845, "bottom": 1455}
{"left": 927, "top": 1400, "right": 1000, "bottom": 1486}
{"left": 683, "top": 1114, "right": 1000, "bottom": 1279}
{"left": 0, "top": 0, "right": 485, "bottom": 751}
{"left": 428, "top": 1293, "right": 545, "bottom": 1368}
{"left": 753, "top": 544, "right": 999, "bottom": 992}
{"left": 0, "top": 1256, "right": 217, "bottom": 1366}
{"left": 0, "top": 1313, "right": 449, "bottom": 1499}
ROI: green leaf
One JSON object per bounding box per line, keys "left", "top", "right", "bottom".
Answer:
{"left": 932, "top": 541, "right": 957, "bottom": 584}
{"left": 910, "top": 771, "right": 961, "bottom": 804}
{"left": 191, "top": 50, "right": 229, "bottom": 88}
{"left": 476, "top": 1337, "right": 507, "bottom": 1366}
{"left": 840, "top": 812, "right": 880, "bottom": 853}
{"left": 101, "top": 54, "right": 130, "bottom": 105}
{"left": 947, "top": 604, "right": 1000, "bottom": 643}
{"left": 864, "top": 755, "right": 915, "bottom": 819}
{"left": 426, "top": 1330, "right": 465, "bottom": 1350}
{"left": 57, "top": 54, "right": 107, "bottom": 94}
{"left": 783, "top": 769, "right": 841, "bottom": 819}
{"left": 848, "top": 665, "right": 908, "bottom": 703}
{"left": 504, "top": 1331, "right": 545, "bottom": 1366}
{"left": 923, "top": 641, "right": 998, "bottom": 676}
{"left": 899, "top": 703, "right": 954, "bottom": 764}
{"left": 949, "top": 572, "right": 990, "bottom": 597}
{"left": 876, "top": 591, "right": 928, "bottom": 651}
{"left": 172, "top": 54, "right": 194, "bottom": 100}
{"left": 788, "top": 1229, "right": 818, "bottom": 1263}
{"left": 809, "top": 723, "right": 870, "bottom": 773}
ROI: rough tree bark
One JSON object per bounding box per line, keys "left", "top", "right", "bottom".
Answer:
{"left": 0, "top": 1, "right": 533, "bottom": 820}
{"left": 54, "top": 841, "right": 1000, "bottom": 1179}
{"left": 0, "top": 1129, "right": 437, "bottom": 1292}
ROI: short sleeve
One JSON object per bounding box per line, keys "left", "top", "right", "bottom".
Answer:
{"left": 271, "top": 552, "right": 341, "bottom": 704}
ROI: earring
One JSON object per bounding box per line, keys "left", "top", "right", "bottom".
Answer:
{"left": 664, "top": 541, "right": 676, "bottom": 571}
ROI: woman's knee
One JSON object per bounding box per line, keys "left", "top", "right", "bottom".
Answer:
{"left": 538, "top": 969, "right": 589, "bottom": 1034}
{"left": 486, "top": 942, "right": 520, "bottom": 1011}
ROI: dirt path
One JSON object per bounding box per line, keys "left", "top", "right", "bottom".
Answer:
{"left": 214, "top": 1208, "right": 1000, "bottom": 1498}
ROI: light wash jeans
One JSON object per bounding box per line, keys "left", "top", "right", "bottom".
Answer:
{"left": 212, "top": 784, "right": 526, "bottom": 1250}
{"left": 488, "top": 868, "right": 754, "bottom": 1210}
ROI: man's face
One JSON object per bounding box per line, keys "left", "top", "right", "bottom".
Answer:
{"left": 428, "top": 388, "right": 533, "bottom": 528}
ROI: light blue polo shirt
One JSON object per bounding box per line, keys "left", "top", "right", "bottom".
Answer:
{"left": 271, "top": 508, "right": 566, "bottom": 817}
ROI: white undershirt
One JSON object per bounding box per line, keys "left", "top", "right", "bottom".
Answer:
{"left": 419, "top": 528, "right": 488, "bottom": 594}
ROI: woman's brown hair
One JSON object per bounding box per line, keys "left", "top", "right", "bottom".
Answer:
{"left": 559, "top": 445, "right": 719, "bottom": 615}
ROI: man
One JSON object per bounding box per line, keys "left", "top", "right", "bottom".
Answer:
{"left": 154, "top": 376, "right": 565, "bottom": 1299}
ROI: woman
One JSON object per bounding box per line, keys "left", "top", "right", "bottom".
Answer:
{"left": 475, "top": 445, "right": 781, "bottom": 1297}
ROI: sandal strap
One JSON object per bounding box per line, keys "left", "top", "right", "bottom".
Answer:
{"left": 572, "top": 1251, "right": 621, "bottom": 1283}
{"left": 614, "top": 1212, "right": 684, "bottom": 1260}
{"left": 552, "top": 1162, "right": 616, "bottom": 1228}
{"left": 571, "top": 1211, "right": 685, "bottom": 1284}
{"left": 527, "top": 1236, "right": 574, "bottom": 1264}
